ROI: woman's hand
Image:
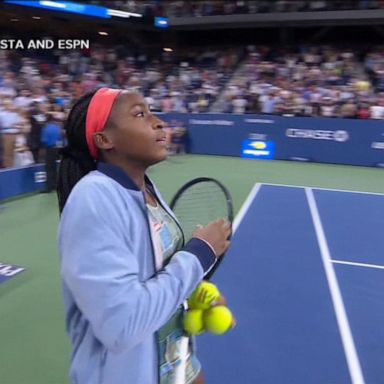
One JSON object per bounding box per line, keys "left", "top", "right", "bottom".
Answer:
{"left": 192, "top": 219, "right": 231, "bottom": 257}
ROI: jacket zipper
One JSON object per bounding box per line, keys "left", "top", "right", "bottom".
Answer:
{"left": 141, "top": 189, "right": 162, "bottom": 384}
{"left": 143, "top": 182, "right": 191, "bottom": 384}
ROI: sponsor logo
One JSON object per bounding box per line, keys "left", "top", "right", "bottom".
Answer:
{"left": 250, "top": 142, "right": 267, "bottom": 149}
{"left": 286, "top": 129, "right": 349, "bottom": 142}
{"left": 244, "top": 118, "right": 275, "bottom": 124}
{"left": 241, "top": 140, "right": 275, "bottom": 159}
{"left": 189, "top": 119, "right": 234, "bottom": 126}
{"left": 0, "top": 262, "right": 26, "bottom": 284}
{"left": 371, "top": 142, "right": 384, "bottom": 149}
{"left": 34, "top": 172, "right": 46, "bottom": 183}
{"left": 290, "top": 157, "right": 310, "bottom": 162}
{"left": 249, "top": 133, "right": 267, "bottom": 141}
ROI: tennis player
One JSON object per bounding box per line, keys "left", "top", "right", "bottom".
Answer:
{"left": 57, "top": 88, "right": 231, "bottom": 384}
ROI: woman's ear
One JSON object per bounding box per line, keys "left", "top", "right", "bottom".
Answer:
{"left": 94, "top": 131, "right": 114, "bottom": 151}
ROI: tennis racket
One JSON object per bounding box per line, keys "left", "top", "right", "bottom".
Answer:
{"left": 170, "top": 177, "right": 233, "bottom": 384}
{"left": 170, "top": 177, "right": 233, "bottom": 279}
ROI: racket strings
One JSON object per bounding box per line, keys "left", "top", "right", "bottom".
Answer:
{"left": 172, "top": 182, "right": 229, "bottom": 242}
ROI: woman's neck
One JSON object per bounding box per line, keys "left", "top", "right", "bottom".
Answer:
{"left": 106, "top": 159, "right": 147, "bottom": 190}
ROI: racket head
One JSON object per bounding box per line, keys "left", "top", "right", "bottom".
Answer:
{"left": 170, "top": 177, "right": 233, "bottom": 279}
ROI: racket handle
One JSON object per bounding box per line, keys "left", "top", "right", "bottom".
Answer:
{"left": 174, "top": 335, "right": 189, "bottom": 384}
{"left": 205, "top": 257, "right": 222, "bottom": 280}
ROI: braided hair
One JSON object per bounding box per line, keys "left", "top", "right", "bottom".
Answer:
{"left": 57, "top": 89, "right": 99, "bottom": 213}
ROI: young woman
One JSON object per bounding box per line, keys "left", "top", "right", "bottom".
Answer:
{"left": 57, "top": 88, "right": 231, "bottom": 384}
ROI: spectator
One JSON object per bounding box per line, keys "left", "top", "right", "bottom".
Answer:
{"left": 28, "top": 103, "right": 46, "bottom": 163}
{"left": 0, "top": 118, "right": 3, "bottom": 169}
{"left": 0, "top": 100, "right": 22, "bottom": 168}
{"left": 41, "top": 114, "right": 62, "bottom": 193}
{"left": 14, "top": 89, "right": 33, "bottom": 109}
{"left": 340, "top": 99, "right": 358, "bottom": 118}
{"left": 14, "top": 110, "right": 33, "bottom": 168}
{"left": 357, "top": 102, "right": 371, "bottom": 119}
{"left": 232, "top": 94, "right": 248, "bottom": 114}
{"left": 171, "top": 121, "right": 188, "bottom": 154}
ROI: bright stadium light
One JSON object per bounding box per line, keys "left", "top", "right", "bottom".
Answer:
{"left": 40, "top": 1, "right": 66, "bottom": 9}
{"left": 5, "top": 0, "right": 110, "bottom": 18}
{"left": 107, "top": 9, "right": 142, "bottom": 18}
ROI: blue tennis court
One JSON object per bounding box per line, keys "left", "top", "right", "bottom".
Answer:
{"left": 198, "top": 184, "right": 384, "bottom": 384}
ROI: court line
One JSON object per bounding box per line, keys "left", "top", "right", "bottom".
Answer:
{"left": 305, "top": 187, "right": 365, "bottom": 384}
{"left": 232, "top": 182, "right": 262, "bottom": 234}
{"left": 262, "top": 182, "right": 384, "bottom": 196}
{"left": 332, "top": 259, "right": 384, "bottom": 270}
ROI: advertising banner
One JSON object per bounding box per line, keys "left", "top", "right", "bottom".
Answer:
{"left": 163, "top": 113, "right": 384, "bottom": 167}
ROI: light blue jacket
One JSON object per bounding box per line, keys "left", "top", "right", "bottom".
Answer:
{"left": 58, "top": 163, "right": 216, "bottom": 384}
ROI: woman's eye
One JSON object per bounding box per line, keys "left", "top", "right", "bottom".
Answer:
{"left": 136, "top": 111, "right": 145, "bottom": 117}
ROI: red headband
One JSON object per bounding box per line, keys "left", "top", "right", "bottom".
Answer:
{"left": 86, "top": 87, "right": 122, "bottom": 159}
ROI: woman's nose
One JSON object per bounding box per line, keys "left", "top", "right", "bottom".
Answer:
{"left": 152, "top": 115, "right": 165, "bottom": 129}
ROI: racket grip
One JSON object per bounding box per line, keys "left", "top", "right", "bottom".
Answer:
{"left": 174, "top": 336, "right": 189, "bottom": 384}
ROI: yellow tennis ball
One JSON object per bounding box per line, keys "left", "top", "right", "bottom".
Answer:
{"left": 203, "top": 305, "right": 235, "bottom": 335}
{"left": 183, "top": 309, "right": 205, "bottom": 336}
{"left": 188, "top": 281, "right": 220, "bottom": 310}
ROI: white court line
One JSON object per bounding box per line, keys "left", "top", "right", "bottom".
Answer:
{"left": 232, "top": 183, "right": 262, "bottom": 234}
{"left": 305, "top": 187, "right": 365, "bottom": 384}
{"left": 262, "top": 182, "right": 384, "bottom": 196}
{"left": 332, "top": 259, "right": 384, "bottom": 270}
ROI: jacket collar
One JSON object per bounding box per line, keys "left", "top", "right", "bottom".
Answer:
{"left": 97, "top": 162, "right": 142, "bottom": 191}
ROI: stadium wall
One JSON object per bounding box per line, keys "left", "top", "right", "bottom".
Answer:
{"left": 0, "top": 164, "right": 45, "bottom": 200}
{"left": 2, "top": 114, "right": 384, "bottom": 200}
{"left": 164, "top": 113, "right": 384, "bottom": 167}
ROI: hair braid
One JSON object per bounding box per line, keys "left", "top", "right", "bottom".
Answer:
{"left": 57, "top": 89, "right": 99, "bottom": 213}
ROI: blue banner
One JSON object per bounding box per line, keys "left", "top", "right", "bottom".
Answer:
{"left": 241, "top": 140, "right": 275, "bottom": 159}
{"left": 2, "top": 114, "right": 384, "bottom": 200}
{"left": 0, "top": 164, "right": 46, "bottom": 201}
{"left": 162, "top": 113, "right": 384, "bottom": 167}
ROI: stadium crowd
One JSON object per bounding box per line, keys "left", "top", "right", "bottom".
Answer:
{"left": 0, "top": 44, "right": 240, "bottom": 168}
{"left": 1, "top": 42, "right": 384, "bottom": 168}
{"left": 215, "top": 45, "right": 384, "bottom": 118}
